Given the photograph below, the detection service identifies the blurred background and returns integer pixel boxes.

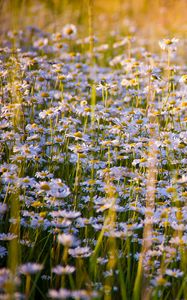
[0,0,187,43]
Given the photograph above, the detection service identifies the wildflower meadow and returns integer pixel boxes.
[0,0,187,299]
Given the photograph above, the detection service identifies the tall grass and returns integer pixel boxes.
[0,1,187,300]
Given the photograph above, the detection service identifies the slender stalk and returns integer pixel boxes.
[88,0,94,66]
[141,92,158,300]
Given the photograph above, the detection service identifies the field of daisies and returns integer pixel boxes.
[0,5,187,300]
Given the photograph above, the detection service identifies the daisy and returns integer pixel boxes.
[62,24,77,39]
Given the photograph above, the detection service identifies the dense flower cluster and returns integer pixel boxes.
[0,26,186,299]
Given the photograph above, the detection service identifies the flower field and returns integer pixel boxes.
[0,1,187,299]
